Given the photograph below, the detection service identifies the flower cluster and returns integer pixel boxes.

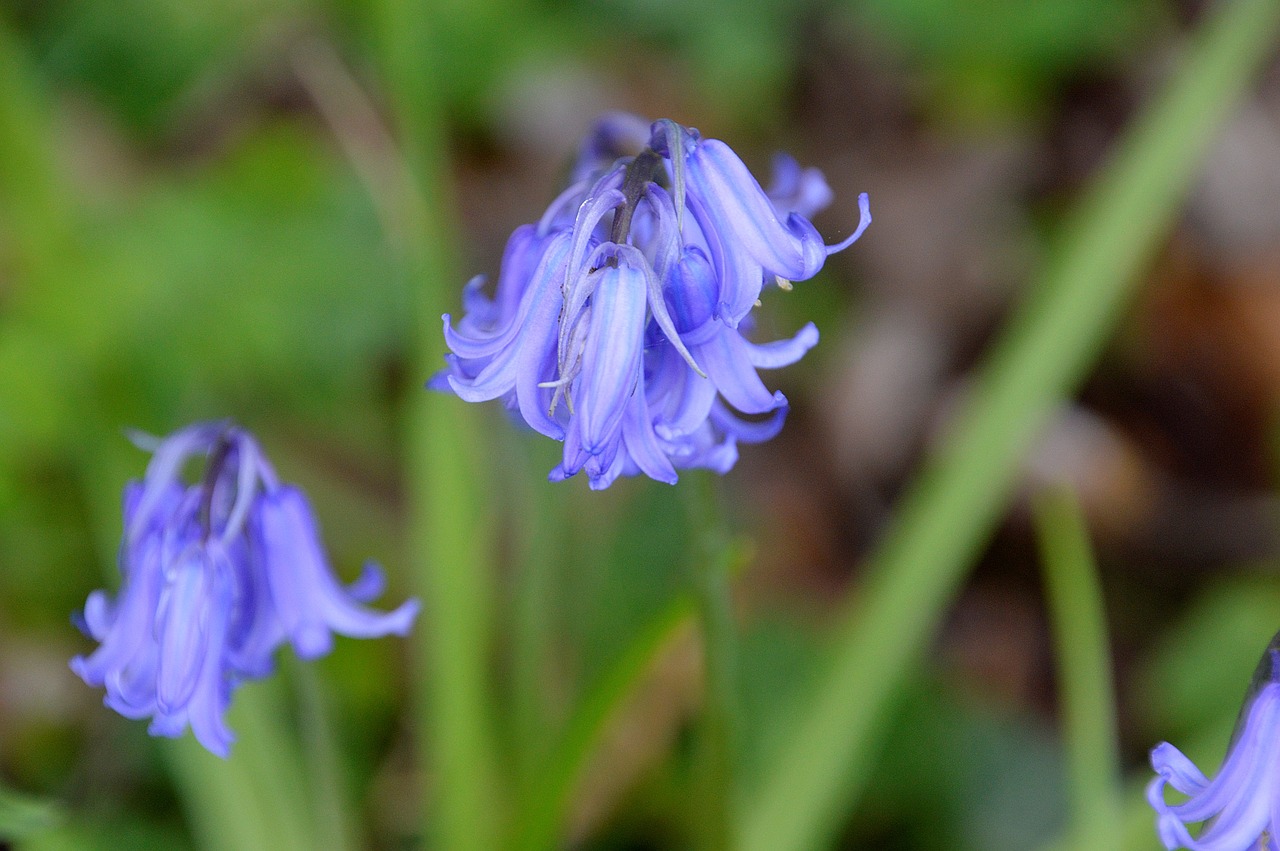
[71,422,419,757]
[1148,633,1280,850]
[433,113,870,489]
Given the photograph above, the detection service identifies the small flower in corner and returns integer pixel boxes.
[71,421,419,757]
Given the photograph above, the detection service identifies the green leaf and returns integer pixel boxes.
[0,785,61,840]
[742,1,1280,848]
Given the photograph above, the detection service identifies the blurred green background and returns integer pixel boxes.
[1,0,1279,848]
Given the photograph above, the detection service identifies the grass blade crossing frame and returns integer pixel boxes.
[743,2,1280,848]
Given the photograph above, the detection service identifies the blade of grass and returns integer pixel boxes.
[287,657,360,851]
[0,13,71,271]
[1033,487,1122,851]
[685,473,740,851]
[510,447,567,801]
[511,594,696,851]
[370,3,502,848]
[510,539,751,850]
[742,2,1280,849]
[0,785,61,840]
[165,681,315,851]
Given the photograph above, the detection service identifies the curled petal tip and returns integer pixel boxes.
[826,192,871,256]
[389,598,422,636]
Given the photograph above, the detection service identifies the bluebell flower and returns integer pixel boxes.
[72,422,419,757]
[1148,634,1280,850]
[435,113,870,488]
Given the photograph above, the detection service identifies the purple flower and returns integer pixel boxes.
[436,114,870,489]
[72,422,419,757]
[1148,636,1280,850]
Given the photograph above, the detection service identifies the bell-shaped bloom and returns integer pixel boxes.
[252,486,418,660]
[72,422,419,757]
[435,113,870,488]
[1148,636,1280,850]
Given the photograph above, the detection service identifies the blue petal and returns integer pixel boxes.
[257,487,421,660]
[685,189,766,328]
[650,349,717,439]
[129,423,220,540]
[621,387,678,485]
[686,138,808,279]
[696,327,787,415]
[71,528,166,687]
[576,246,648,454]
[710,399,788,445]
[444,225,550,359]
[767,153,833,219]
[1147,682,1280,850]
[447,232,573,440]
[741,322,820,369]
[665,246,719,338]
[155,547,216,713]
[1171,688,1279,823]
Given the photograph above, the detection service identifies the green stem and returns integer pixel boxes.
[509,598,695,851]
[370,2,502,848]
[686,472,739,851]
[510,452,565,801]
[1032,487,1122,851]
[0,784,61,840]
[288,657,360,851]
[742,2,1280,849]
[165,680,316,851]
[509,532,751,851]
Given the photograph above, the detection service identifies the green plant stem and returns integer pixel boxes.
[686,473,739,851]
[742,2,1280,849]
[511,451,565,800]
[371,3,502,849]
[0,785,61,840]
[288,657,359,851]
[0,13,71,273]
[1032,487,1122,851]
[165,681,316,851]
[510,534,751,851]
[511,596,694,851]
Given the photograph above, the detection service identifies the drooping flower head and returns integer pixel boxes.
[72,421,419,757]
[433,113,870,489]
[1148,631,1280,850]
